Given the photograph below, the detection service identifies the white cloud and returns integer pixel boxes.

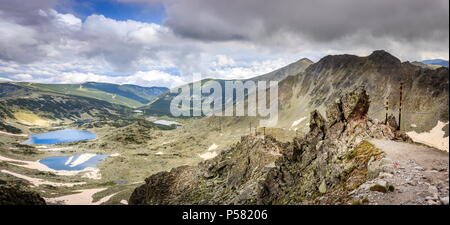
[0,18,40,62]
[207,58,291,80]
[0,1,447,89]
[0,65,187,88]
[13,73,33,80]
[41,9,82,31]
[213,55,236,67]
[0,77,12,82]
[1,8,303,87]
[106,70,187,87]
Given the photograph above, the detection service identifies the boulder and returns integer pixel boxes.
[0,183,46,205]
[440,196,449,205]
[369,180,389,193]
[368,157,395,179]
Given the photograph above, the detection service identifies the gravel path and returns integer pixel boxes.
[350,139,449,205]
[370,139,449,171]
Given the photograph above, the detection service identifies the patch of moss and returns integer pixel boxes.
[361,197,369,204]
[351,200,362,205]
[345,150,357,160]
[342,141,384,192]
[101,181,117,186]
[388,185,395,192]
[369,184,387,193]
[352,197,370,205]
[345,141,384,162]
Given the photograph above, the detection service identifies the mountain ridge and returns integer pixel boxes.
[275,50,448,136]
[0,82,131,125]
[141,57,314,115]
[421,59,449,68]
[10,82,168,108]
[128,87,414,205]
[139,50,448,150]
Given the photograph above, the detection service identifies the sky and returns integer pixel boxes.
[0,0,448,88]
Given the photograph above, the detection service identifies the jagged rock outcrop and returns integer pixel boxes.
[129,87,412,205]
[0,181,46,205]
[386,114,398,130]
[130,135,288,204]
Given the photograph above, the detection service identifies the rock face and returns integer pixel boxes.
[0,182,46,205]
[386,114,398,130]
[276,50,449,137]
[130,135,288,205]
[129,87,411,205]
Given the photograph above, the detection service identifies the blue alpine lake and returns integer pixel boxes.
[23,129,97,145]
[39,154,109,171]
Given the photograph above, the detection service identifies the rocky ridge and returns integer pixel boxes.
[130,87,421,205]
[276,50,449,138]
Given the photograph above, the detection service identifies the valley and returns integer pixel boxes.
[0,113,251,204]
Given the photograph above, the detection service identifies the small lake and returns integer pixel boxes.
[23,129,97,145]
[39,153,109,171]
[153,120,181,126]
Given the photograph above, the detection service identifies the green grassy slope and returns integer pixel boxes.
[0,83,132,121]
[142,58,313,116]
[14,82,168,108]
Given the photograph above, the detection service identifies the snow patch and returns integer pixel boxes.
[120,200,128,205]
[65,156,73,165]
[407,121,449,152]
[199,151,218,160]
[0,155,101,179]
[0,131,28,137]
[68,153,96,167]
[0,170,85,187]
[208,143,218,151]
[45,188,107,205]
[45,147,71,152]
[81,168,102,180]
[94,192,118,205]
[291,117,307,127]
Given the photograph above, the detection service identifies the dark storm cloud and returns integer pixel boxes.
[0,0,72,63]
[0,0,59,25]
[0,0,448,82]
[163,0,449,44]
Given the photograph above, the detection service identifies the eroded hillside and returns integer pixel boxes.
[129,87,446,205]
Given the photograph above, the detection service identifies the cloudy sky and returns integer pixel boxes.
[0,0,448,87]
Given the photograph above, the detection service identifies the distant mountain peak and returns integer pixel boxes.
[249,57,313,82]
[367,50,401,65]
[421,59,449,68]
[296,58,314,64]
[369,49,390,55]
[305,50,406,77]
